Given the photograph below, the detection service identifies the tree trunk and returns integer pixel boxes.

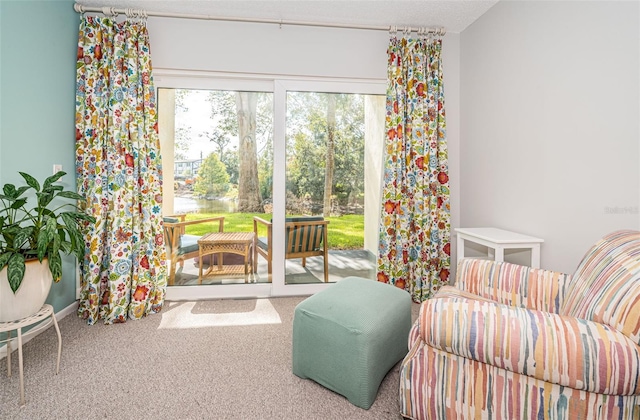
[323,94,336,217]
[236,92,263,212]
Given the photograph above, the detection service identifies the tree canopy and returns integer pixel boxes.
[173,89,367,216]
[193,153,230,198]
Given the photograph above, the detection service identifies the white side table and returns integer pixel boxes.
[455,227,544,268]
[0,304,62,407]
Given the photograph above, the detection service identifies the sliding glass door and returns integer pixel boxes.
[156,73,384,300]
[272,81,385,296]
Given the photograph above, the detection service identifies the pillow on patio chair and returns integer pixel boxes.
[163,214,224,285]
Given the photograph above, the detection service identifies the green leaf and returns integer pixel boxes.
[75,232,86,259]
[41,208,55,218]
[15,186,30,197]
[57,191,83,200]
[71,212,96,223]
[53,229,61,250]
[14,226,34,249]
[43,171,65,190]
[59,241,72,254]
[60,212,75,229]
[0,252,13,270]
[10,198,27,210]
[44,213,58,231]
[48,252,62,282]
[45,215,58,237]
[61,213,84,257]
[7,253,25,293]
[69,226,86,259]
[2,183,16,198]
[19,172,40,191]
[36,229,50,261]
[37,191,54,208]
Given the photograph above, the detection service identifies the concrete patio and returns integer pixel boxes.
[169,249,376,286]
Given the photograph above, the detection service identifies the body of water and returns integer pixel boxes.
[174,196,237,214]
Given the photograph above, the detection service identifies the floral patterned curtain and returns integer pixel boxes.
[377,35,451,303]
[75,16,166,324]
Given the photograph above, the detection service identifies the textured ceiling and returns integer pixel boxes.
[75,0,499,33]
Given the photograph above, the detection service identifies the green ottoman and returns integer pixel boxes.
[292,276,412,409]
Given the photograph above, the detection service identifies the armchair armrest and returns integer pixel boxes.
[164,215,224,229]
[173,216,224,230]
[253,216,272,236]
[253,217,272,250]
[163,215,224,250]
[253,216,272,227]
[455,258,571,313]
[420,297,640,396]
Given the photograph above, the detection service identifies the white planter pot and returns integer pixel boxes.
[0,259,52,322]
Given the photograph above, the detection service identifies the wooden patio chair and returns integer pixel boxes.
[253,216,329,283]
[163,214,225,285]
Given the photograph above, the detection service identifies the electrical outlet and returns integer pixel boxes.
[53,164,63,175]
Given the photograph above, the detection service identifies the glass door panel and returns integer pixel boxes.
[283,91,385,285]
[158,88,273,287]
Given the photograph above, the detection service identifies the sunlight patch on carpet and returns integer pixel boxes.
[158,299,282,329]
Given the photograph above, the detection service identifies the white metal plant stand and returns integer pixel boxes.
[0,304,62,406]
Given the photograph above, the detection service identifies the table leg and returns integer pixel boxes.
[17,327,24,407]
[531,244,541,268]
[51,313,62,374]
[6,330,11,378]
[244,244,249,283]
[494,247,504,263]
[254,237,259,273]
[250,242,256,280]
[198,249,203,285]
[252,240,257,274]
[457,236,465,265]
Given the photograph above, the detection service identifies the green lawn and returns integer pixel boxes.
[182,212,365,250]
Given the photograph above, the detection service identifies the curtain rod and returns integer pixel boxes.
[73,4,446,35]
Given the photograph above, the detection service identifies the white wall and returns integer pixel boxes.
[148,18,389,80]
[460,1,639,274]
[146,16,462,279]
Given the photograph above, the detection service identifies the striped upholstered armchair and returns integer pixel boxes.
[400,230,640,419]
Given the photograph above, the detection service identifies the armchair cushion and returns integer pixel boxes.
[420,297,640,395]
[433,284,497,303]
[256,236,268,252]
[177,235,200,256]
[455,258,572,313]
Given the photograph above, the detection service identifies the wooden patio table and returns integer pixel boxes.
[197,231,256,283]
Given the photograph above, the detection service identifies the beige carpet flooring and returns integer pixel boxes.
[1,296,420,419]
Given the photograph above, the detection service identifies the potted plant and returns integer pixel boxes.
[0,171,94,322]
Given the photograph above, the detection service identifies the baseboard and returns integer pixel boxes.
[0,300,78,360]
